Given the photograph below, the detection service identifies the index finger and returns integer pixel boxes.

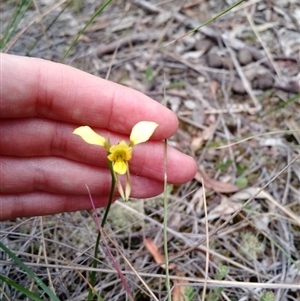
[0,53,178,139]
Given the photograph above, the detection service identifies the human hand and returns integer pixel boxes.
[0,53,197,220]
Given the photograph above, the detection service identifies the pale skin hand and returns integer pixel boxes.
[0,53,197,221]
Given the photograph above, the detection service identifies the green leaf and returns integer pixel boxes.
[0,275,43,301]
[236,164,247,174]
[145,67,154,82]
[0,242,60,301]
[235,177,248,188]
[184,286,195,301]
[0,0,34,50]
[260,291,275,301]
[166,80,186,89]
[216,160,232,172]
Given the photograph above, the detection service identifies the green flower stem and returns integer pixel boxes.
[88,159,116,301]
[102,160,116,226]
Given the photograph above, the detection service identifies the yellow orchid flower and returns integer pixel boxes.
[73,121,158,200]
[107,141,132,175]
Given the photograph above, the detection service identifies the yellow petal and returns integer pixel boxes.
[73,126,106,147]
[113,160,127,175]
[130,121,158,146]
[109,141,132,161]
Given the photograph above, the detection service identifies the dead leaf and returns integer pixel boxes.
[202,124,216,140]
[195,169,239,193]
[144,239,192,300]
[204,195,243,221]
[191,136,204,151]
[191,124,215,151]
[78,34,91,43]
[121,79,145,92]
[184,100,196,110]
[229,187,267,201]
[210,80,219,99]
[144,238,176,269]
[230,188,300,226]
[172,278,190,301]
[186,187,204,215]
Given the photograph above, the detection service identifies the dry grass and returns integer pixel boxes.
[1,0,300,300]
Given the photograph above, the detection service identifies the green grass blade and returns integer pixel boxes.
[189,0,245,34]
[0,242,60,301]
[165,0,245,46]
[61,0,113,62]
[262,232,300,270]
[26,1,72,56]
[0,0,34,50]
[262,93,300,117]
[0,274,43,301]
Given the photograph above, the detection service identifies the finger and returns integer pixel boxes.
[0,193,112,221]
[0,119,197,184]
[0,156,164,196]
[1,53,178,139]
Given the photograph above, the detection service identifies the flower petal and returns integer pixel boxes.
[130,121,158,146]
[73,126,106,147]
[113,160,127,175]
[109,141,132,161]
